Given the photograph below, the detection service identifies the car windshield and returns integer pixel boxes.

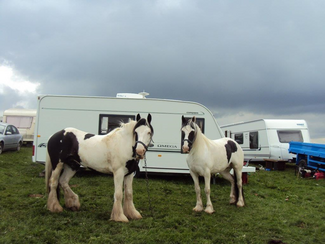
[0,125,5,134]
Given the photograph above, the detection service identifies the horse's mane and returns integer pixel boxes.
[118,120,137,134]
[103,120,136,137]
[191,121,212,150]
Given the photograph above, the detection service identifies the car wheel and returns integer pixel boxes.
[0,143,3,155]
[297,159,307,177]
[17,142,22,152]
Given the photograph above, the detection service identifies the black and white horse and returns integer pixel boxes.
[181,116,245,213]
[45,114,153,222]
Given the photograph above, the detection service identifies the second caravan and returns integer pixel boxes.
[221,119,310,163]
[33,94,225,174]
[3,108,37,143]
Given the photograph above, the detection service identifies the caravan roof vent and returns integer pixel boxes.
[116,92,149,99]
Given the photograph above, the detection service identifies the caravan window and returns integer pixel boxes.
[183,117,205,133]
[250,131,259,149]
[277,130,303,143]
[99,115,135,135]
[6,116,33,129]
[234,134,243,144]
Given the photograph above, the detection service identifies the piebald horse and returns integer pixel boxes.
[181,116,244,213]
[45,114,153,222]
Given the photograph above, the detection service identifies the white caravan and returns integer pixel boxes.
[3,108,37,143]
[32,94,225,174]
[221,119,310,162]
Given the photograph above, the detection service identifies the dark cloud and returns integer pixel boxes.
[1,0,325,141]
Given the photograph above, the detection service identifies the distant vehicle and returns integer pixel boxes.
[0,122,23,154]
[221,119,310,163]
[289,141,325,174]
[2,108,37,144]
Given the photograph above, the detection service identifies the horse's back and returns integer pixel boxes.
[215,137,244,168]
[212,137,243,154]
[203,137,244,172]
[47,128,92,169]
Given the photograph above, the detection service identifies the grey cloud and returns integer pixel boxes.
[1,0,325,141]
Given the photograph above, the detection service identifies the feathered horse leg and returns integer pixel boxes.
[220,170,237,205]
[46,160,64,212]
[59,164,80,211]
[190,170,204,212]
[123,173,142,220]
[203,172,215,214]
[111,169,129,222]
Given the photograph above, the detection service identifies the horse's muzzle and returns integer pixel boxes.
[182,145,190,154]
[135,143,147,159]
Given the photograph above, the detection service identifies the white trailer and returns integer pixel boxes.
[3,108,37,143]
[32,94,225,174]
[221,119,310,163]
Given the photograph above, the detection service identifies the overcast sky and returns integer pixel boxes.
[0,0,324,142]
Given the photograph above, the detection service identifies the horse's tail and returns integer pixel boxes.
[45,150,52,194]
[233,170,245,205]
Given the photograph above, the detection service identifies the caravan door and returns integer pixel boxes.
[233,132,250,150]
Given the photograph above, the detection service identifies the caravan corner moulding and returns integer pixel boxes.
[32,95,224,175]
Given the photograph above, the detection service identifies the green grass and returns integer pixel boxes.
[1,147,325,243]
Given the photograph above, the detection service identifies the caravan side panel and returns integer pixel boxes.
[221,119,310,162]
[33,95,224,174]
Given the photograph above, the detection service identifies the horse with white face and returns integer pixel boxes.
[181,116,245,213]
[45,114,153,222]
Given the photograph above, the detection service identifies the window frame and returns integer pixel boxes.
[234,133,244,144]
[277,130,303,143]
[98,114,136,135]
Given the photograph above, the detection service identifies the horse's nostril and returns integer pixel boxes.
[136,147,146,155]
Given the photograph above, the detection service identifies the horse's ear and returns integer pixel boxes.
[182,116,187,126]
[136,114,141,121]
[147,114,152,124]
[192,116,196,123]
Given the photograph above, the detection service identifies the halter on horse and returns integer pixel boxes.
[45,114,153,222]
[181,116,245,213]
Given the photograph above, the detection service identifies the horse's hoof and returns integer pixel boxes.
[193,206,203,212]
[69,206,80,211]
[229,197,237,205]
[110,214,129,222]
[48,204,63,213]
[236,201,245,207]
[204,209,215,214]
[126,211,142,220]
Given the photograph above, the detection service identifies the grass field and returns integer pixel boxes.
[1,147,325,244]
